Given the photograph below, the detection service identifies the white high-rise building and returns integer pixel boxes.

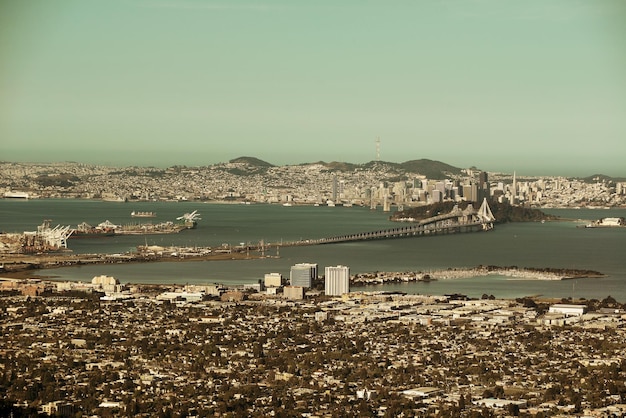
[290,263,318,288]
[325,265,350,296]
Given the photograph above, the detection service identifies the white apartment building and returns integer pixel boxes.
[325,265,350,296]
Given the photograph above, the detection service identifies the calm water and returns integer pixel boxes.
[2,199,625,302]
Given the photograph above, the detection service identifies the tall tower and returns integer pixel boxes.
[325,265,350,296]
[479,171,488,186]
[479,171,489,201]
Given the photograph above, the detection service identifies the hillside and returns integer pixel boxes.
[397,159,463,179]
[229,156,274,167]
[227,157,464,180]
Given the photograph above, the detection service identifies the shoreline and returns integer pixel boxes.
[351,265,605,286]
[0,250,268,280]
[1,252,604,286]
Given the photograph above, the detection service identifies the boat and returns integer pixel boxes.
[585,217,625,228]
[3,191,29,199]
[115,221,187,235]
[116,211,201,235]
[131,211,156,218]
[101,193,126,202]
[70,222,116,239]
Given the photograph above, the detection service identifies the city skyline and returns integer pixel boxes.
[1,0,626,177]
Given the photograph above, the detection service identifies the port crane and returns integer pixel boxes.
[176,210,201,223]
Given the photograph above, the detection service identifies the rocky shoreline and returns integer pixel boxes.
[352,265,605,286]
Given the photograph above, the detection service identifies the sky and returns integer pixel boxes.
[1,0,625,177]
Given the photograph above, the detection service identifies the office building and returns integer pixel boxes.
[478,171,490,201]
[264,273,283,288]
[290,263,317,288]
[325,265,350,296]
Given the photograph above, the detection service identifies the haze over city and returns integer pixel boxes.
[1,0,625,176]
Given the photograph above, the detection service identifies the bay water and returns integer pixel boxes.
[1,199,625,302]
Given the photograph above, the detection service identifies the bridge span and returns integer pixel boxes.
[280,198,496,247]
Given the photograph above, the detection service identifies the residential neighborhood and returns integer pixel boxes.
[1,280,626,417]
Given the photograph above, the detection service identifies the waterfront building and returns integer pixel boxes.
[325,265,350,296]
[290,263,318,288]
[264,273,283,288]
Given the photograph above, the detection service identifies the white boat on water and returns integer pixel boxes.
[131,211,156,217]
[3,191,29,199]
[585,217,625,228]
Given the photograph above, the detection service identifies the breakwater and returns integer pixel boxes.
[352,265,605,286]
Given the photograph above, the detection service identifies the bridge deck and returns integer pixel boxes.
[258,200,496,248]
[297,220,491,246]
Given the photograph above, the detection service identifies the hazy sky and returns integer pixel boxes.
[1,0,625,176]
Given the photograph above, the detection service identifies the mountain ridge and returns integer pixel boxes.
[226,157,463,180]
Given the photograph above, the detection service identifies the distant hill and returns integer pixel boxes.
[397,159,463,179]
[303,159,463,180]
[229,156,274,167]
[225,156,274,176]
[579,174,626,183]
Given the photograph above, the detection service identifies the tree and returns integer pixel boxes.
[507,402,520,416]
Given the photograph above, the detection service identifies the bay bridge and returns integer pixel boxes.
[279,198,496,247]
[133,200,496,259]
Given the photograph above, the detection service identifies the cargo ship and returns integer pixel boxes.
[115,221,187,235]
[3,191,30,199]
[131,211,156,218]
[69,222,116,238]
[68,211,201,238]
